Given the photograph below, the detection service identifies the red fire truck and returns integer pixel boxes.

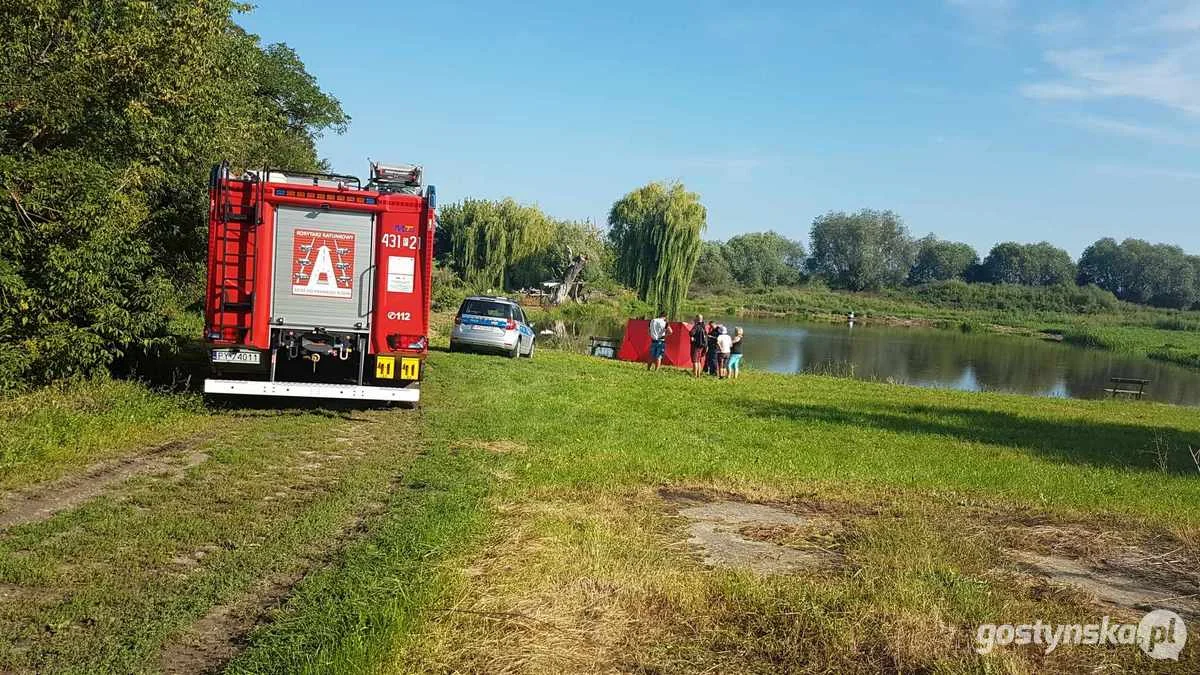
[203,161,435,404]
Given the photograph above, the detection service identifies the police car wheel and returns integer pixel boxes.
[507,341,520,358]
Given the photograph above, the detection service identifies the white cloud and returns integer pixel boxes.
[1033,14,1086,37]
[1072,115,1200,147]
[1017,5,1200,117]
[1019,81,1095,101]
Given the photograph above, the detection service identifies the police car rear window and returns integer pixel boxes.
[460,300,512,319]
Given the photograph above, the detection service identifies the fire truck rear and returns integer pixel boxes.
[203,161,434,404]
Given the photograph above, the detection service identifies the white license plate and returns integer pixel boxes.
[471,325,501,332]
[212,349,261,364]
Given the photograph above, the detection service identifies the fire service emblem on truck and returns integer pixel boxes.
[292,229,354,299]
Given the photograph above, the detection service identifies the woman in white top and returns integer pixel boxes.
[715,326,733,379]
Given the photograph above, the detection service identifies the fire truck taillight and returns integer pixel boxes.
[385,334,427,351]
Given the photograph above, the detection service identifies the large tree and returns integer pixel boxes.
[690,241,735,291]
[608,181,706,317]
[1078,238,1197,308]
[908,236,978,284]
[0,0,347,388]
[806,210,915,291]
[436,198,557,290]
[723,231,806,287]
[978,242,1075,286]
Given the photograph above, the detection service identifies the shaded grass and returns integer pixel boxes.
[0,379,207,489]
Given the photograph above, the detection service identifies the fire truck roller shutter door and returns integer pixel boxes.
[272,205,375,331]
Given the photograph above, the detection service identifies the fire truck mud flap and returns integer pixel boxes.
[203,379,418,402]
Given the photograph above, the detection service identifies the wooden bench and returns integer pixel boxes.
[1104,377,1150,400]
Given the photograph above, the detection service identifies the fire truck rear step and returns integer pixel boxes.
[204,379,419,401]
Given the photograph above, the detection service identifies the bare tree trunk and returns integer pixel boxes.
[549,254,587,306]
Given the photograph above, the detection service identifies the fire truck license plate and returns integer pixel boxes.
[211,349,261,365]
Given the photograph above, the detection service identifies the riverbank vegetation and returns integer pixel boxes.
[1,1,348,392]
[4,347,1197,671]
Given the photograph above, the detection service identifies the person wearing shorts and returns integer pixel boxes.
[728,326,744,379]
[647,311,670,371]
[689,315,706,378]
[715,325,733,379]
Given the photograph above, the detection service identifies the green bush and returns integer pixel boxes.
[1,1,347,390]
[431,265,469,313]
[1153,317,1200,332]
[899,280,1119,314]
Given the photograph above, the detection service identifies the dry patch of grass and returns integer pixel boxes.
[452,439,529,455]
[397,485,1198,674]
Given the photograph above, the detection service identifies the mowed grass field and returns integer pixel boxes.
[1,346,1199,672]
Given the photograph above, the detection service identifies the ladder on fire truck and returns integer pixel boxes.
[209,162,264,342]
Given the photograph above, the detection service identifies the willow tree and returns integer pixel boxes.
[437,198,557,289]
[608,182,706,318]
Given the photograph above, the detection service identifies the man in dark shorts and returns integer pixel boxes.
[689,314,706,378]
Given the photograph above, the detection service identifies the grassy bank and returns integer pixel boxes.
[2,348,1199,671]
[390,348,1199,672]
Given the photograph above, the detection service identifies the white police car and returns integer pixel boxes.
[449,296,535,358]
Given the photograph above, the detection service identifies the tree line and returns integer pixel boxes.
[1,1,347,389]
[694,210,1200,311]
[442,194,1200,316]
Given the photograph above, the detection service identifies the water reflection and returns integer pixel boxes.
[562,317,1200,406]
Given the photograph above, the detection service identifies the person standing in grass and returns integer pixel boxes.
[716,325,733,379]
[728,326,744,379]
[647,310,671,371]
[689,315,707,378]
[705,321,720,376]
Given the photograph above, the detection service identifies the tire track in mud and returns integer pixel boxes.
[0,434,213,530]
[159,405,423,673]
[158,489,401,674]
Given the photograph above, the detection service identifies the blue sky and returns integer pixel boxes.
[238,0,1200,258]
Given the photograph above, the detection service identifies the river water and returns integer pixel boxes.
[562,316,1200,406]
